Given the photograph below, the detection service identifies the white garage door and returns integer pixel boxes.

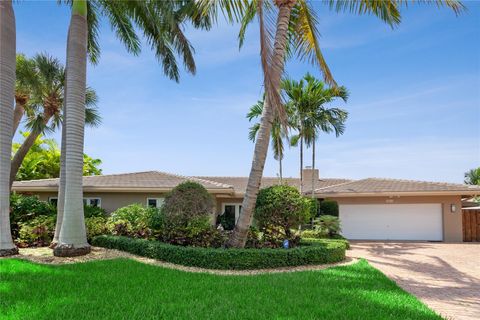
[339,203,443,241]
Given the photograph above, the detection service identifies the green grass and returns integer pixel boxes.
[0,258,441,320]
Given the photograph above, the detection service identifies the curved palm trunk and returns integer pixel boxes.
[0,0,18,256]
[228,0,296,248]
[12,99,26,135]
[9,115,53,188]
[53,2,90,257]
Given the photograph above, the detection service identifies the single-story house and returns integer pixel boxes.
[12,168,480,242]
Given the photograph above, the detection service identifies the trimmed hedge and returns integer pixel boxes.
[92,235,346,270]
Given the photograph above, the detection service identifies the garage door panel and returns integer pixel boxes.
[339,204,443,241]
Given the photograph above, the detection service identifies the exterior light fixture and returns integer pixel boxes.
[450,204,457,213]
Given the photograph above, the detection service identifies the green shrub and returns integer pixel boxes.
[313,215,341,237]
[254,185,312,247]
[92,235,346,270]
[84,205,107,218]
[18,215,55,247]
[162,181,214,220]
[85,216,108,241]
[301,229,328,239]
[148,208,166,231]
[319,200,339,217]
[10,194,56,239]
[307,198,319,217]
[107,204,157,238]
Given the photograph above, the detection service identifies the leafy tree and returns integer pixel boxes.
[255,185,311,247]
[162,181,215,220]
[201,0,464,248]
[13,133,102,181]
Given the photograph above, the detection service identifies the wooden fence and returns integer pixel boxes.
[462,209,480,242]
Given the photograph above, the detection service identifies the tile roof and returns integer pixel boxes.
[315,178,480,195]
[195,176,350,194]
[12,171,233,191]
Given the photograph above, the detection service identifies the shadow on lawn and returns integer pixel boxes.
[0,258,442,320]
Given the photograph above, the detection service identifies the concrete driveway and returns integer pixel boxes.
[348,242,480,320]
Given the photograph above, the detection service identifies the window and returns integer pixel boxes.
[147,198,164,208]
[84,198,101,208]
[220,203,242,230]
[49,197,58,207]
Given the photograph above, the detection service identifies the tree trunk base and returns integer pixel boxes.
[49,241,58,249]
[53,244,91,257]
[0,247,19,257]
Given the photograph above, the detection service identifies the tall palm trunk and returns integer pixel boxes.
[53,1,90,257]
[311,135,315,198]
[228,0,296,248]
[300,134,303,193]
[0,0,18,256]
[9,115,53,188]
[52,77,68,247]
[276,135,283,183]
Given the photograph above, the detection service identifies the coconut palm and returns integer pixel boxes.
[283,74,348,197]
[199,0,464,247]
[0,0,18,256]
[247,98,292,182]
[53,0,212,255]
[10,53,101,189]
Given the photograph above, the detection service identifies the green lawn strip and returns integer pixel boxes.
[0,258,441,320]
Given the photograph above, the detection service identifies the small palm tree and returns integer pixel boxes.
[247,98,292,182]
[10,53,101,189]
[465,168,480,185]
[284,74,348,197]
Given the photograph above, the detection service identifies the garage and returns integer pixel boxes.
[339,203,443,241]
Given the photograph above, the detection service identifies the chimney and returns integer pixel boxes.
[302,166,319,194]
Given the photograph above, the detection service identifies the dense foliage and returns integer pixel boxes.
[254,185,312,247]
[162,181,214,219]
[92,235,346,270]
[18,215,56,247]
[319,200,339,217]
[302,215,342,239]
[14,134,102,181]
[106,204,157,238]
[10,193,56,240]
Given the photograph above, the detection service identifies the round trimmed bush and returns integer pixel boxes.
[255,185,312,247]
[162,181,214,219]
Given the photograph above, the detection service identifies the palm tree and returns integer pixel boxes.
[13,54,37,135]
[284,74,348,197]
[247,98,291,182]
[200,0,464,247]
[10,54,100,189]
[465,168,480,185]
[0,0,18,257]
[53,0,212,255]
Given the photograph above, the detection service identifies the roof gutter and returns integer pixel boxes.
[316,191,480,197]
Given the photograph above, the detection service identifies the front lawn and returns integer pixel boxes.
[0,259,440,320]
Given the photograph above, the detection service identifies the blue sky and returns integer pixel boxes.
[13,1,480,183]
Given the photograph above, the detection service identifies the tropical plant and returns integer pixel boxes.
[106,204,157,238]
[313,215,341,237]
[283,73,348,196]
[465,167,480,185]
[200,0,464,248]
[14,54,37,135]
[53,0,212,255]
[13,134,102,182]
[247,98,293,182]
[0,0,18,256]
[10,53,101,188]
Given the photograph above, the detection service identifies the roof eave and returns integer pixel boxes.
[12,186,234,194]
[316,190,480,197]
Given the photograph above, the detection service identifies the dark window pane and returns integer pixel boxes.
[49,198,58,207]
[148,199,157,208]
[90,199,100,207]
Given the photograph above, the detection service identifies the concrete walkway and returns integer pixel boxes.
[348,242,480,320]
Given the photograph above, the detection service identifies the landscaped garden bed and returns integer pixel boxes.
[92,235,346,270]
